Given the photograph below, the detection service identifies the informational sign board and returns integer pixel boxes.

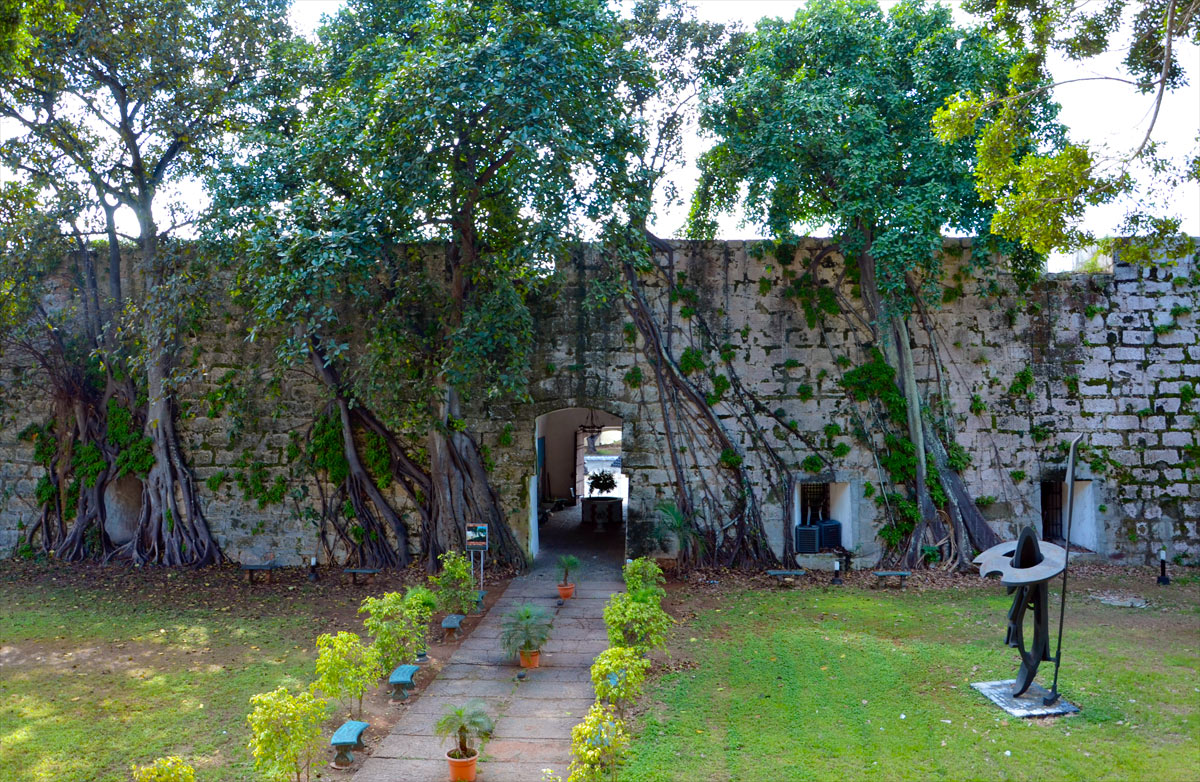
[465,522,489,551]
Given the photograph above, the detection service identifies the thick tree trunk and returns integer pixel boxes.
[334,396,410,568]
[922,415,1002,557]
[308,345,421,568]
[426,388,526,571]
[56,399,115,561]
[122,350,221,566]
[894,318,938,568]
[112,218,221,566]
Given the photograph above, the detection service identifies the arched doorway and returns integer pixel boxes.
[530,407,626,564]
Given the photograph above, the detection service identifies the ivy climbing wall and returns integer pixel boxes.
[1,239,1196,566]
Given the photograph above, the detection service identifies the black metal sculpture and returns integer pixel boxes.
[975,527,1065,696]
[974,435,1083,702]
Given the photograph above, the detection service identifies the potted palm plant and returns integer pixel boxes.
[435,699,494,782]
[501,603,553,668]
[556,554,580,599]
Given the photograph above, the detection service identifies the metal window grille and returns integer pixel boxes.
[1041,481,1063,540]
[800,483,830,526]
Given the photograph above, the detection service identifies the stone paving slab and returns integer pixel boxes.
[477,761,571,781]
[353,757,446,782]
[537,652,603,668]
[502,697,595,718]
[437,663,520,680]
[513,680,595,700]
[542,638,608,654]
[423,677,516,698]
[491,715,581,740]
[385,711,442,736]
[511,667,591,683]
[374,733,449,759]
[403,694,509,715]
[482,738,571,763]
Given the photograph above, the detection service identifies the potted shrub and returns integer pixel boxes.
[435,699,494,782]
[501,603,553,668]
[556,554,580,599]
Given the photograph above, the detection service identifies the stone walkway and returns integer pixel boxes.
[354,517,623,781]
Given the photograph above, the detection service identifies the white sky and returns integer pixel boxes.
[287,0,1200,270]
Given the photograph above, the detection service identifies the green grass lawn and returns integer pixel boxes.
[0,562,373,781]
[625,576,1200,781]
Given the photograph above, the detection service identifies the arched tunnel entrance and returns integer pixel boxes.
[529,407,627,567]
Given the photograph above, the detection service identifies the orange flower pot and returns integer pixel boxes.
[518,649,541,668]
[557,583,576,599]
[446,749,478,781]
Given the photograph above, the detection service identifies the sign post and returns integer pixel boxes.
[465,523,488,591]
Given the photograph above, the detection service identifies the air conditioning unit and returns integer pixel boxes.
[795,525,820,554]
[818,519,842,550]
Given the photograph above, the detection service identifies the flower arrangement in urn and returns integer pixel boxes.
[587,470,617,496]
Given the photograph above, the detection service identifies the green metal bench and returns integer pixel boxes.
[474,590,487,613]
[343,567,381,585]
[388,663,419,701]
[766,569,806,582]
[873,570,911,588]
[330,719,369,767]
[441,613,465,641]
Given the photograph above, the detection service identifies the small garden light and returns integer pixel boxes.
[1157,548,1170,586]
[307,556,319,582]
[832,559,843,585]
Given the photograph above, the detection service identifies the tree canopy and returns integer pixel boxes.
[936,0,1200,257]
[689,0,1043,316]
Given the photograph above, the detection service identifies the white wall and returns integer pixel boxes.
[1065,480,1099,553]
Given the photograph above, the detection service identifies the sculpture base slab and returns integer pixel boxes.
[971,680,1080,718]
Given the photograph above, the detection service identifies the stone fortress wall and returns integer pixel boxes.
[1,239,1196,566]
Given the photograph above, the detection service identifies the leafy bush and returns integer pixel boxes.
[312,631,382,718]
[360,586,436,669]
[246,687,328,782]
[567,702,629,782]
[431,550,476,615]
[590,646,650,717]
[603,590,672,654]
[622,557,664,598]
[131,757,196,782]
